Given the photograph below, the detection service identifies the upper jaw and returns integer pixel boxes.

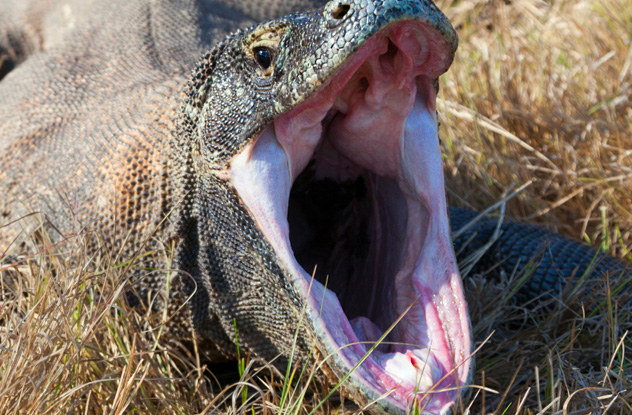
[229,18,470,415]
[273,0,457,114]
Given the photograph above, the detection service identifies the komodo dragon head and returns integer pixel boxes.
[171,0,471,413]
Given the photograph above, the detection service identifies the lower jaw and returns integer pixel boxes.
[228,97,472,414]
[228,115,471,413]
[228,21,471,412]
[284,129,471,413]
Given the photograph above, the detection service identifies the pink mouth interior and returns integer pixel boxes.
[230,21,471,414]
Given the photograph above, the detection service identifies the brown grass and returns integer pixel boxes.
[1,0,631,413]
[440,0,632,257]
[440,0,632,412]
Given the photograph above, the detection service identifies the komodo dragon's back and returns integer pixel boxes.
[0,0,332,369]
[0,0,316,247]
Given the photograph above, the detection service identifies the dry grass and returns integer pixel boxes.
[439,0,632,412]
[0,225,329,414]
[1,0,631,413]
[440,0,632,257]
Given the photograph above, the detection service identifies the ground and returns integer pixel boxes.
[1,0,631,413]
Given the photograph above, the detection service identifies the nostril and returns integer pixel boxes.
[330,3,350,20]
[325,1,353,28]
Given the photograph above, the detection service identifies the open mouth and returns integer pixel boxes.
[230,20,472,414]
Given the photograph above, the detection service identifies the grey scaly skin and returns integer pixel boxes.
[0,0,629,413]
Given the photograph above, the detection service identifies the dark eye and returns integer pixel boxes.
[254,47,272,70]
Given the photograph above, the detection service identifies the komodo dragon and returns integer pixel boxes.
[0,0,629,413]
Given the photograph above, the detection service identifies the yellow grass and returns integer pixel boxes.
[440,0,632,257]
[1,0,631,413]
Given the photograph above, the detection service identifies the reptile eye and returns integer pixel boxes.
[254,47,272,70]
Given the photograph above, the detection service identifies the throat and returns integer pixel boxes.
[288,164,408,329]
